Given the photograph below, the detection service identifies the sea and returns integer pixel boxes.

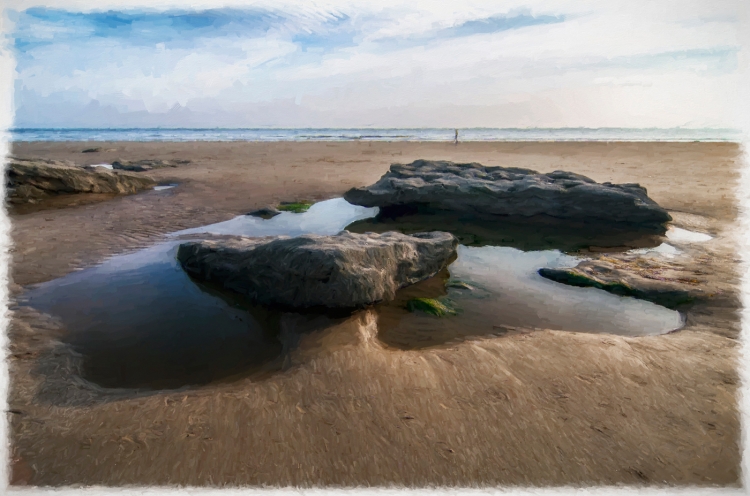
[6,127,743,142]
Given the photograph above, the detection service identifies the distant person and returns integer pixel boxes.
[454,129,458,144]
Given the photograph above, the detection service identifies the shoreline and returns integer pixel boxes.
[7,139,743,144]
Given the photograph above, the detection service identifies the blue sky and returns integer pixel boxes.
[4,0,747,128]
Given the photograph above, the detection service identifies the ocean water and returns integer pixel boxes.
[8,127,742,142]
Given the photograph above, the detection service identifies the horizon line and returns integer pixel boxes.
[8,127,742,132]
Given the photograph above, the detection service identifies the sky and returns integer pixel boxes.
[1,0,748,129]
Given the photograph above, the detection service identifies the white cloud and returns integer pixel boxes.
[5,0,748,128]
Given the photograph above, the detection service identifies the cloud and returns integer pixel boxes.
[436,12,565,38]
[11,7,351,51]
[6,1,746,128]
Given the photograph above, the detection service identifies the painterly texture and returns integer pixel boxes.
[7,157,156,203]
[178,231,458,308]
[345,160,672,232]
[6,141,742,487]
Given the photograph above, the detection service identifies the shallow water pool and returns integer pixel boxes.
[21,198,684,390]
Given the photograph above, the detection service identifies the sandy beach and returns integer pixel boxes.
[6,141,743,486]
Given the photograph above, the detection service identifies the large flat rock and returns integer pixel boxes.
[7,157,156,203]
[344,160,671,232]
[177,231,458,309]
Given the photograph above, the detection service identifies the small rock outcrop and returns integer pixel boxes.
[177,231,458,309]
[539,260,697,309]
[246,207,281,219]
[7,157,156,203]
[112,159,191,172]
[344,160,671,232]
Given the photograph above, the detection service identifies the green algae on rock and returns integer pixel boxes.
[406,297,457,317]
[277,201,315,213]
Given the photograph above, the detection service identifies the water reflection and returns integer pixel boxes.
[346,211,664,252]
[21,198,683,390]
[376,246,684,349]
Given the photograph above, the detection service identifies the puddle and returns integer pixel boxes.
[376,245,683,349]
[154,184,177,191]
[172,198,378,238]
[90,163,113,170]
[20,199,376,390]
[20,198,683,391]
[666,227,713,243]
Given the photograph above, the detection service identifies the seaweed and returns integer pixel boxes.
[277,201,314,213]
[406,297,457,317]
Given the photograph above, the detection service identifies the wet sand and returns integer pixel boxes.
[6,141,744,486]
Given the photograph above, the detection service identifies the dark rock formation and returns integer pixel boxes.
[177,231,458,309]
[246,207,281,219]
[112,159,191,172]
[344,160,671,233]
[6,157,156,203]
[539,260,697,309]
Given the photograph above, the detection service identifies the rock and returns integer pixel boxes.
[406,297,457,317]
[277,201,314,213]
[6,157,156,203]
[344,160,671,233]
[81,147,101,153]
[9,184,49,203]
[538,260,697,309]
[112,159,190,172]
[177,231,458,309]
[246,207,281,219]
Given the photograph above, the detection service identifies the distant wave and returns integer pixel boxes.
[7,127,742,142]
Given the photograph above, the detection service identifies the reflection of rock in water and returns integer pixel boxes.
[346,210,664,252]
[344,160,672,252]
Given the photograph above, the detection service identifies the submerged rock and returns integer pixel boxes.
[406,297,457,317]
[538,260,697,309]
[112,159,191,172]
[245,207,281,219]
[177,231,458,309]
[277,201,314,213]
[344,160,671,233]
[6,157,156,203]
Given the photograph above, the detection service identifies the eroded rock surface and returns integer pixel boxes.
[539,260,700,309]
[246,207,281,219]
[345,160,671,232]
[178,231,458,309]
[112,159,190,172]
[7,157,156,203]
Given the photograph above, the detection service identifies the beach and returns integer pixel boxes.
[7,141,743,486]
